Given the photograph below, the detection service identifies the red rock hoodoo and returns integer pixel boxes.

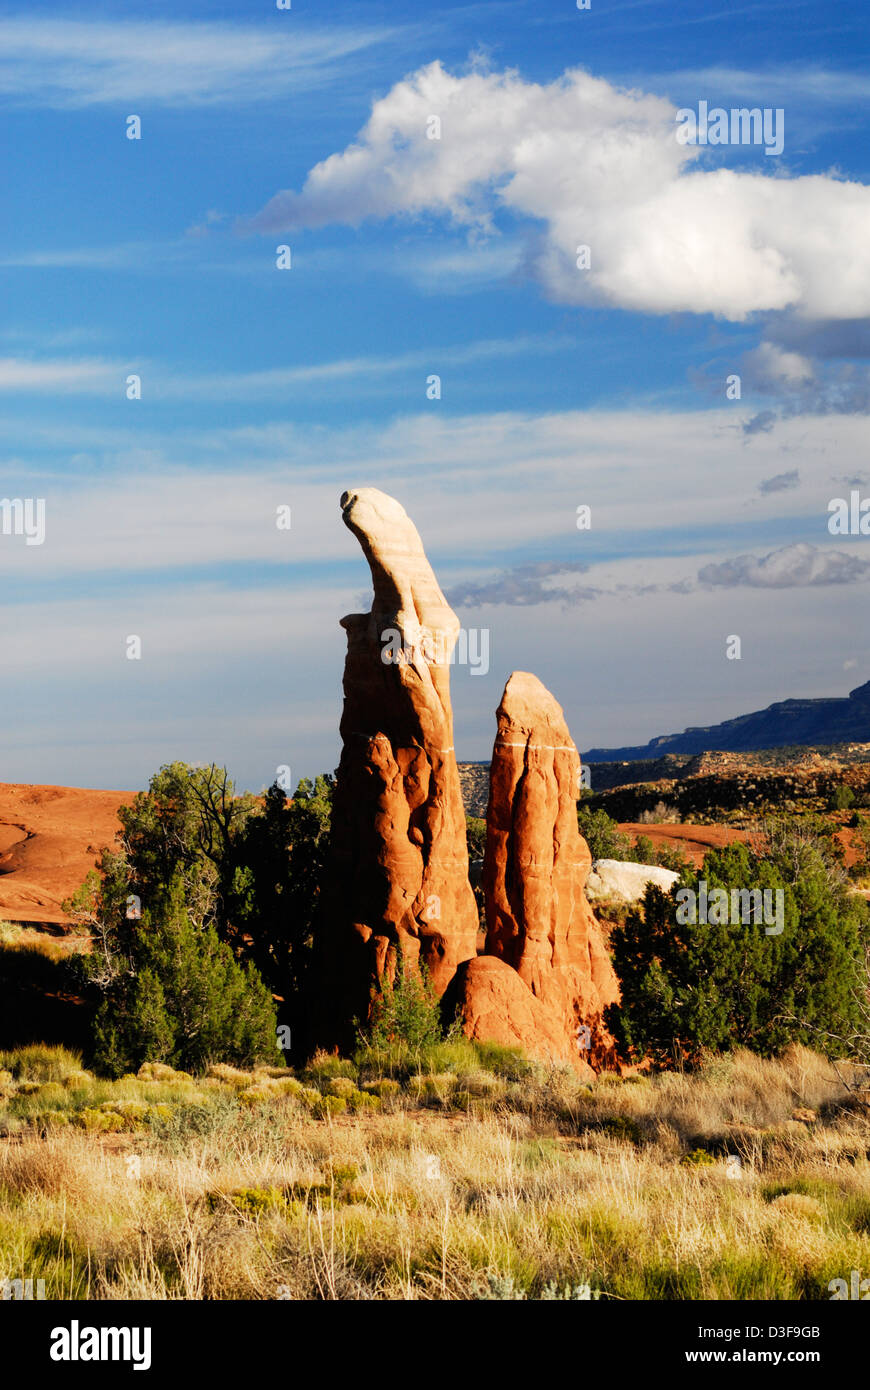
[457,672,619,1072]
[319,488,479,1049]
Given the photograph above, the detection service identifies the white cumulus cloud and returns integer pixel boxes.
[698,541,870,588]
[250,61,870,323]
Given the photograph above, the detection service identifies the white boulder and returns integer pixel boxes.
[586,858,679,903]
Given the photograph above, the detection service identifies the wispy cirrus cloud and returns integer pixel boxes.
[3,408,868,593]
[0,335,571,399]
[0,17,395,108]
[0,356,121,393]
[652,63,870,107]
[165,334,573,398]
[0,241,185,270]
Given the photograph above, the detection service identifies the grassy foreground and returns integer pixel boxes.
[1,1042,869,1300]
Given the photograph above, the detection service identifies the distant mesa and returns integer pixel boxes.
[583,681,870,762]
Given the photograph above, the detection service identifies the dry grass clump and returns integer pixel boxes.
[0,1042,868,1299]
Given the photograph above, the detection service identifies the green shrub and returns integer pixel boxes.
[471,1042,535,1080]
[0,1045,84,1084]
[361,1078,401,1099]
[681,1148,716,1168]
[75,1107,126,1133]
[302,1054,358,1085]
[653,844,694,876]
[91,874,280,1077]
[312,1095,346,1119]
[830,785,856,812]
[272,1076,304,1098]
[208,1186,287,1217]
[607,835,868,1066]
[362,954,452,1054]
[325,1076,357,1098]
[577,807,632,861]
[329,1163,359,1188]
[65,762,336,1071]
[465,816,487,860]
[347,1089,381,1112]
[599,1115,643,1145]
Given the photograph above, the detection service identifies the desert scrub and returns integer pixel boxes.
[1,1044,869,1300]
[302,1053,358,1086]
[539,1280,602,1300]
[312,1095,347,1119]
[680,1148,717,1168]
[598,1115,644,1145]
[769,1192,825,1222]
[206,1063,254,1088]
[472,1043,539,1081]
[207,1185,289,1217]
[14,1081,69,1111]
[355,1036,495,1085]
[360,1078,401,1101]
[137,1062,193,1083]
[285,1163,369,1207]
[760,1179,870,1234]
[74,1107,127,1134]
[139,1090,242,1152]
[211,1164,367,1218]
[325,1077,357,1098]
[272,1077,304,1098]
[65,1099,154,1132]
[347,1090,381,1113]
[0,1045,86,1085]
[408,1073,458,1105]
[239,1085,279,1106]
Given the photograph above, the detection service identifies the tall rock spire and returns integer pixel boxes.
[458,671,619,1070]
[319,489,479,1049]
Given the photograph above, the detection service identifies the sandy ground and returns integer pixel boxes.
[618,822,751,868]
[0,784,131,925]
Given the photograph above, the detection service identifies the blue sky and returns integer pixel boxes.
[1,0,869,791]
